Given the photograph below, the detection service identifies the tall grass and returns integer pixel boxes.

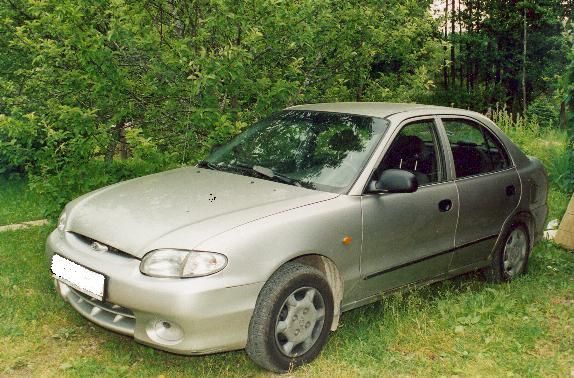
[492,109,573,194]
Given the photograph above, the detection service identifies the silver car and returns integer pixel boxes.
[46,103,548,372]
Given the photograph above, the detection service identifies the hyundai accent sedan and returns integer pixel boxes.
[47,102,548,372]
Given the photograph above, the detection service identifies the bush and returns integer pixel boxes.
[525,95,561,128]
[0,0,445,217]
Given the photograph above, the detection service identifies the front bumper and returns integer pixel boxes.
[46,230,264,355]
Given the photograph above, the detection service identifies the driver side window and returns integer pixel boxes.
[376,120,444,186]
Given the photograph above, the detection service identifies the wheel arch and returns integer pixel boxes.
[490,211,534,261]
[272,254,344,331]
[508,211,535,249]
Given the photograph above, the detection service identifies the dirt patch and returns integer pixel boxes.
[0,219,49,232]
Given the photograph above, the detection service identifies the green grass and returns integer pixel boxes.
[0,176,48,225]
[0,181,573,376]
[0,221,573,376]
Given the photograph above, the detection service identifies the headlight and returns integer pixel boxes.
[140,249,227,278]
[57,211,67,232]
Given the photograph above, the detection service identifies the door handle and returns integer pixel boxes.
[438,199,452,212]
[506,185,516,196]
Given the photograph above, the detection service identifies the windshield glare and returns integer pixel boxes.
[206,110,388,193]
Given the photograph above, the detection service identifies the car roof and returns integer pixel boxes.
[287,102,471,119]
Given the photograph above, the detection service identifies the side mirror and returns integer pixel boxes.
[368,169,418,194]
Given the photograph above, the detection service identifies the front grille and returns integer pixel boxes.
[66,287,135,336]
[71,233,134,259]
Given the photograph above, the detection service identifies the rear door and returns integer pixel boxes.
[439,117,520,270]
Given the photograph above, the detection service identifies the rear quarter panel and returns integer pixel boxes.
[516,156,549,243]
[464,115,548,245]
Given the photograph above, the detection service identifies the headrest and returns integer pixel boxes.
[392,135,423,155]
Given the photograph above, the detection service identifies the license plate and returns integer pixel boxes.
[51,254,105,301]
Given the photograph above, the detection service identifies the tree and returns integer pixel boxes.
[0,0,442,213]
[435,0,573,114]
[561,22,574,192]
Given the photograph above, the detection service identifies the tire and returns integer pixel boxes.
[484,224,530,283]
[246,262,334,373]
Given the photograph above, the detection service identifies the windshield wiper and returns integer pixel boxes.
[228,161,306,187]
[197,160,227,171]
[252,165,299,186]
[200,160,313,188]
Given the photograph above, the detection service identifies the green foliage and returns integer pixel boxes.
[561,21,574,195]
[493,109,573,192]
[0,0,442,215]
[525,94,561,127]
[0,114,38,174]
[0,0,571,213]
[433,0,573,114]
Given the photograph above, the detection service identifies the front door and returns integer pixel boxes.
[361,118,458,294]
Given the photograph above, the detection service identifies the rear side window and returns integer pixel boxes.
[443,119,510,178]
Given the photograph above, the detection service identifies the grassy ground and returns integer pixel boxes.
[0,176,48,225]
[0,178,573,377]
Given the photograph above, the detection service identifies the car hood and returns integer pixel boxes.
[66,167,338,257]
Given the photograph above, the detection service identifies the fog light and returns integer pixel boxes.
[146,319,184,344]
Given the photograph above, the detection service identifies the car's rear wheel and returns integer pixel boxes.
[484,224,530,283]
[246,262,334,373]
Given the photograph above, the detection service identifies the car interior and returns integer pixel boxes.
[444,119,510,178]
[377,122,441,186]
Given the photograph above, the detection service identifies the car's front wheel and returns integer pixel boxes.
[246,262,334,373]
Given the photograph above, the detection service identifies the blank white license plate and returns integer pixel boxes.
[51,254,105,301]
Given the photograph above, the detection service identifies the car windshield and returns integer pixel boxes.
[205,110,388,193]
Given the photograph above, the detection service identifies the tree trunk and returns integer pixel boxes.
[522,5,528,115]
[473,0,481,93]
[467,0,474,93]
[450,0,456,86]
[119,125,128,160]
[511,88,520,118]
[443,0,449,90]
[458,0,463,88]
[105,121,128,163]
[105,137,116,164]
